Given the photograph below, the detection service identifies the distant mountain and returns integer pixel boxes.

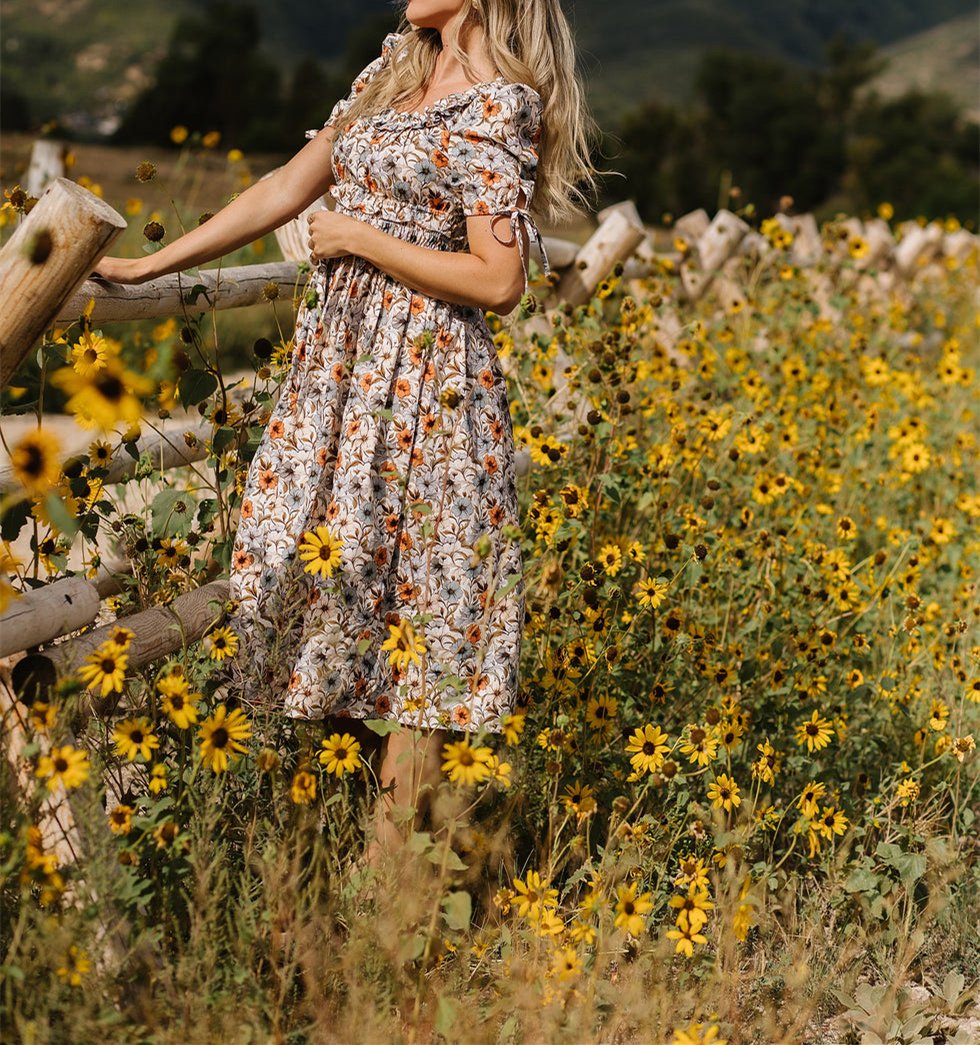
[862,12,980,123]
[1,0,976,135]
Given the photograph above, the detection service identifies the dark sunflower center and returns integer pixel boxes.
[212,727,229,748]
[95,373,125,401]
[54,757,68,772]
[25,446,43,476]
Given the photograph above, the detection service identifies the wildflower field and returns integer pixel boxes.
[1,153,978,1044]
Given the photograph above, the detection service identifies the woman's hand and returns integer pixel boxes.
[89,256,154,284]
[307,209,359,263]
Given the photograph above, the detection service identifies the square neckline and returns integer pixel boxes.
[386,75,509,118]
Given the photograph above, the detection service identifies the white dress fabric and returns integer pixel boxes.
[220,31,550,733]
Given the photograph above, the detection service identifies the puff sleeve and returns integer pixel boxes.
[305,31,402,140]
[455,82,551,284]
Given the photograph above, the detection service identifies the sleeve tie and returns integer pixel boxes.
[492,206,552,287]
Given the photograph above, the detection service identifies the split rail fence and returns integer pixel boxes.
[0,139,975,964]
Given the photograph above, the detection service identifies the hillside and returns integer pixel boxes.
[1,0,976,135]
[863,12,980,123]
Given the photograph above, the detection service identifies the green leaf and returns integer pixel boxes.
[495,572,521,600]
[178,368,217,408]
[844,868,879,893]
[151,488,195,537]
[364,718,402,737]
[43,491,79,537]
[441,890,472,931]
[211,425,237,454]
[1,495,31,541]
[435,996,458,1039]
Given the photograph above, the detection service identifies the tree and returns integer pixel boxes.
[112,1,282,148]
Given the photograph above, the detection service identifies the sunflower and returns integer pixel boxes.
[441,737,493,786]
[797,779,827,819]
[318,732,362,777]
[795,710,834,753]
[672,1021,727,1045]
[69,330,114,376]
[113,717,160,762]
[159,684,200,729]
[707,773,741,813]
[290,769,317,804]
[666,921,708,957]
[56,944,92,987]
[816,805,848,838]
[679,725,719,766]
[148,764,168,793]
[10,428,62,495]
[625,724,670,775]
[29,700,57,734]
[501,711,526,745]
[48,354,154,432]
[597,543,623,577]
[298,525,343,578]
[668,885,714,934]
[203,626,239,662]
[613,881,653,936]
[198,704,252,772]
[381,618,427,670]
[512,869,558,920]
[108,804,134,835]
[35,742,90,793]
[76,639,128,697]
[634,576,669,608]
[585,694,618,735]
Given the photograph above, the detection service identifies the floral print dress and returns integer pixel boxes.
[220,31,551,734]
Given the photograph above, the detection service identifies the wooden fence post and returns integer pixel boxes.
[24,139,69,199]
[0,178,127,387]
[11,580,230,711]
[56,261,303,325]
[553,203,647,307]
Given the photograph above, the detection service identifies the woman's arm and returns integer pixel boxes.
[310,186,533,315]
[92,127,342,284]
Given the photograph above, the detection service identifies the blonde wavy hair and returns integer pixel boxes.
[326,1,606,228]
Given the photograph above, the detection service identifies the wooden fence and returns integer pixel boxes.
[0,141,976,945]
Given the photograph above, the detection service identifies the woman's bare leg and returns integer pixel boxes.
[362,726,447,868]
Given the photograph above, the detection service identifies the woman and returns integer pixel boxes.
[94,0,599,867]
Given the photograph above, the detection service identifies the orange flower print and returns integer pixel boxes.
[232,548,254,570]
[223,34,534,734]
